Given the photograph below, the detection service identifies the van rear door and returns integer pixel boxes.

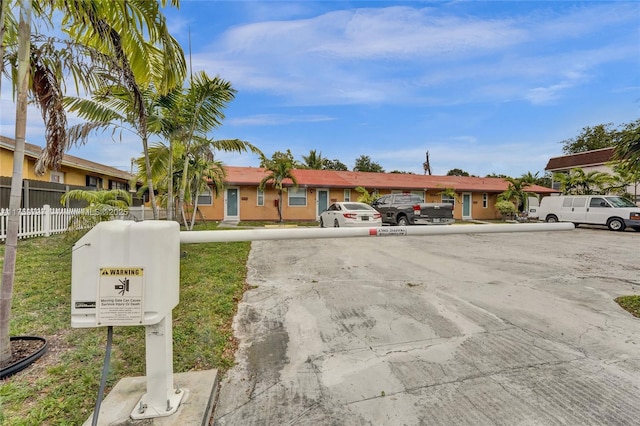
[527,197,540,219]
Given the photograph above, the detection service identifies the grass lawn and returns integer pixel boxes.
[615,295,640,318]
[0,222,250,425]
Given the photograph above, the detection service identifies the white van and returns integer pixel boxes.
[532,195,640,231]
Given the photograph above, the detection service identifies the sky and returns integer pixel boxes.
[1,0,639,177]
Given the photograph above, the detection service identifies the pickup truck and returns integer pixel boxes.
[371,194,455,226]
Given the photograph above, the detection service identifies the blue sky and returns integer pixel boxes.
[1,1,639,177]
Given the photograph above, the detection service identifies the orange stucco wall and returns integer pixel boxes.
[195,186,504,222]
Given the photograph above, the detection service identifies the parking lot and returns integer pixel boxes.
[214,226,640,425]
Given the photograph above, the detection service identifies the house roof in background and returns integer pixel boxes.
[224,166,558,194]
[545,147,615,172]
[0,136,134,181]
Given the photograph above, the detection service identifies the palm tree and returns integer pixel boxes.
[1,0,32,365]
[185,151,226,230]
[60,188,132,230]
[259,153,299,223]
[302,150,325,169]
[167,72,261,226]
[604,164,640,200]
[1,0,184,364]
[498,177,531,212]
[553,168,611,195]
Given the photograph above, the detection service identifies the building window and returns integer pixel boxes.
[411,191,425,202]
[86,175,102,189]
[197,187,213,205]
[109,180,129,191]
[441,193,455,206]
[257,188,264,206]
[482,193,488,208]
[50,171,65,184]
[344,189,351,202]
[288,187,307,206]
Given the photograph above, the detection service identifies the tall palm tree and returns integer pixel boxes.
[1,0,32,365]
[168,72,261,226]
[1,0,184,363]
[259,153,299,223]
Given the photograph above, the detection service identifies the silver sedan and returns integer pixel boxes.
[319,202,382,228]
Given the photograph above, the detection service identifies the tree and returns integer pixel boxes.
[61,1,187,220]
[561,123,617,154]
[322,158,348,171]
[1,0,32,366]
[353,155,384,173]
[495,200,517,220]
[354,186,379,204]
[1,0,185,364]
[60,189,132,231]
[485,173,510,179]
[613,118,640,181]
[389,170,415,174]
[553,168,612,195]
[604,163,640,200]
[164,72,259,227]
[185,149,226,231]
[301,150,325,169]
[259,151,299,222]
[498,177,532,212]
[447,168,470,176]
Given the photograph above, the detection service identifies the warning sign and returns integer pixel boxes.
[97,267,144,326]
[368,227,408,237]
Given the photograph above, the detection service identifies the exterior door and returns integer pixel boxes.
[462,193,472,219]
[317,189,329,219]
[224,187,239,221]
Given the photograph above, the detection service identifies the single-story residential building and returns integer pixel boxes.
[1,135,136,208]
[545,147,639,202]
[197,166,559,222]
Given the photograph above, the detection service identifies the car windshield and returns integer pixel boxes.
[604,197,637,208]
[343,203,374,211]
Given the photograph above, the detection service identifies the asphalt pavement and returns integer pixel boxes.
[213,226,640,425]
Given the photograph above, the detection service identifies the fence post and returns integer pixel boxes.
[43,204,51,237]
[23,179,30,209]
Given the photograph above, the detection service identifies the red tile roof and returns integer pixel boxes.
[545,147,615,171]
[1,136,134,181]
[224,166,558,194]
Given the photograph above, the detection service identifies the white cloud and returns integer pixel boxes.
[192,3,639,108]
[228,114,334,126]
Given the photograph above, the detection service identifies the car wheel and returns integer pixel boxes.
[397,216,409,226]
[334,219,340,228]
[545,215,558,223]
[320,218,324,228]
[607,217,626,232]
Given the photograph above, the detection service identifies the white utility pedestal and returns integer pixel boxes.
[71,220,185,420]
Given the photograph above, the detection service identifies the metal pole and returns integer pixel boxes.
[180,222,574,244]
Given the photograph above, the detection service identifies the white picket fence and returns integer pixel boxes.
[0,205,84,241]
[0,205,156,241]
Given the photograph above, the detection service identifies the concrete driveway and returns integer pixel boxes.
[213,227,640,425]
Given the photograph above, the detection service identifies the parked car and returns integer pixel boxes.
[530,195,640,231]
[371,194,454,226]
[319,202,382,227]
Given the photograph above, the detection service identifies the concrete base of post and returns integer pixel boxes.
[82,370,218,425]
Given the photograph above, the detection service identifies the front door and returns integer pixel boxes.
[224,187,239,221]
[317,189,329,219]
[462,193,472,219]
